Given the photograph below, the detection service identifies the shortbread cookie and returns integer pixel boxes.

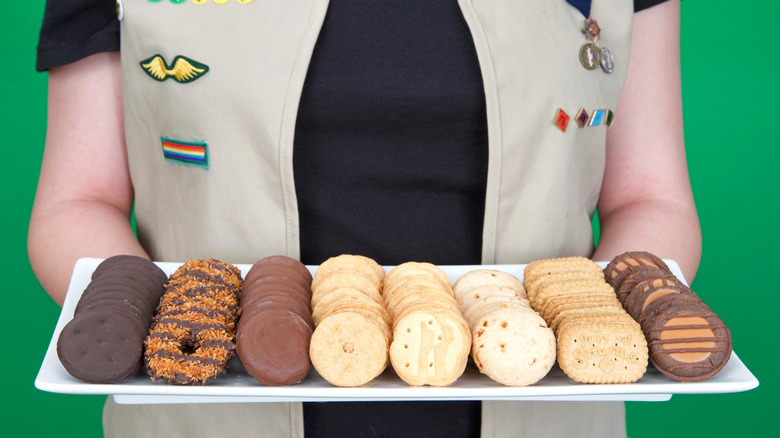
[312,254,384,291]
[310,312,390,387]
[524,257,603,288]
[471,308,556,386]
[384,262,452,296]
[556,321,648,384]
[453,269,525,301]
[390,307,470,386]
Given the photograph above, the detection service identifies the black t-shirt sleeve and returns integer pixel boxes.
[35,0,119,71]
[635,0,671,12]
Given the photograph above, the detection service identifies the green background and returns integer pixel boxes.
[1,1,776,436]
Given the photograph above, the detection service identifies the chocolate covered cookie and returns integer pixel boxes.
[645,301,732,382]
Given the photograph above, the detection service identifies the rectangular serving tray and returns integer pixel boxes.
[35,258,758,404]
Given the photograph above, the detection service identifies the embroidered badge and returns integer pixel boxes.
[140,55,209,83]
[554,108,571,132]
[161,137,209,169]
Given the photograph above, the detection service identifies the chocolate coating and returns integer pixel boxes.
[247,255,313,285]
[645,301,732,382]
[243,264,311,291]
[603,251,671,291]
[236,309,312,386]
[57,309,145,383]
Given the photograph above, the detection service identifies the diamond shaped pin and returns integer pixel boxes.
[554,108,570,132]
[605,109,615,128]
[576,108,590,128]
[589,109,607,127]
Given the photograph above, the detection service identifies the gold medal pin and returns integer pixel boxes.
[579,17,614,73]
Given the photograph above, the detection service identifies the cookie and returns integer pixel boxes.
[237,308,313,386]
[645,301,732,382]
[556,321,648,384]
[389,307,470,386]
[57,309,147,384]
[602,251,670,291]
[471,308,556,386]
[453,269,525,302]
[310,311,390,387]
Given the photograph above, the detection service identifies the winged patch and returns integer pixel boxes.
[140,55,209,83]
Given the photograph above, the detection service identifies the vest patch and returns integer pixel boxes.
[140,55,209,83]
[161,137,209,169]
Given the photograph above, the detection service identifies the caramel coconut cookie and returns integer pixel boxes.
[144,259,241,385]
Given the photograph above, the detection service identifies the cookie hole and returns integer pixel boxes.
[98,338,104,344]
[181,343,197,356]
[482,321,488,327]
[474,294,480,299]
[428,320,433,325]
[437,335,443,341]
[343,343,354,354]
[501,322,507,328]
[429,363,434,367]
[404,344,408,349]
[405,363,410,368]
[407,328,411,333]
[74,329,81,335]
[109,357,116,362]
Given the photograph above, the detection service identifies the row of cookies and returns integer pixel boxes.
[524,257,649,384]
[604,251,732,382]
[385,262,471,387]
[236,256,314,386]
[453,269,556,386]
[144,259,242,385]
[308,255,391,387]
[57,255,168,383]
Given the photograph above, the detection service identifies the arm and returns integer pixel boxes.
[593,0,702,282]
[28,52,149,306]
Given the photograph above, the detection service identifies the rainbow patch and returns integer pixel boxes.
[161,137,208,169]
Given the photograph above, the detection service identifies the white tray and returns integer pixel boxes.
[35,258,758,404]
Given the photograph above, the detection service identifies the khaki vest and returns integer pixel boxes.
[113,1,633,436]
